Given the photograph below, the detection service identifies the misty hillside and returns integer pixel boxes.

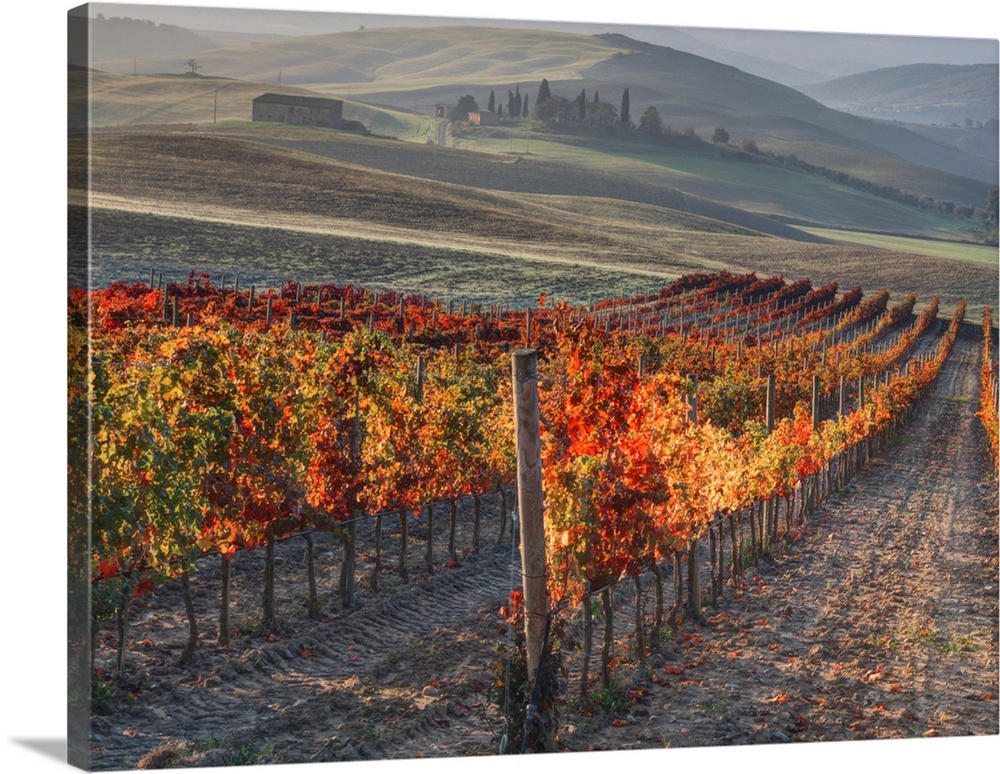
[578,35,996,185]
[77,15,220,65]
[88,25,628,87]
[801,63,999,126]
[671,27,999,86]
[82,23,997,190]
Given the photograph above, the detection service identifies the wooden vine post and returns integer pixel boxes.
[341,398,360,608]
[765,374,776,433]
[511,348,555,751]
[685,373,701,621]
[414,355,433,573]
[763,373,776,545]
[811,374,820,430]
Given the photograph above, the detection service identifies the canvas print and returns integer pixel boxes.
[67,2,999,771]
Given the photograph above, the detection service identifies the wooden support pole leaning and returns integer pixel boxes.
[511,349,551,683]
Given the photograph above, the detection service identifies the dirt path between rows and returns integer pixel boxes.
[562,331,998,752]
[89,333,997,769]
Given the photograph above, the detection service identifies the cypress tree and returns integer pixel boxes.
[579,88,587,120]
[488,90,495,112]
[538,78,551,104]
[621,87,630,127]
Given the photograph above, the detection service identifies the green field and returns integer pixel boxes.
[71,130,998,318]
[448,124,982,241]
[800,227,999,266]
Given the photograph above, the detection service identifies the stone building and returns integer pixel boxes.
[252,93,344,127]
[467,110,500,126]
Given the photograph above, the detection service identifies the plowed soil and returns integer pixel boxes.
[89,334,998,770]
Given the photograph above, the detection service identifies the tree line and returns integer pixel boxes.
[447,80,630,128]
[738,141,992,225]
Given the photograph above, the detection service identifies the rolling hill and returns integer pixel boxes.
[72,18,997,298]
[86,24,996,192]
[801,63,999,126]
[71,64,992,242]
[79,14,219,61]
[582,35,996,186]
[67,131,997,314]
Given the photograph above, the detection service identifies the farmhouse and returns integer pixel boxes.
[252,93,344,127]
[467,110,499,126]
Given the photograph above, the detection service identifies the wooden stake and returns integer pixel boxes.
[812,374,820,430]
[687,373,698,425]
[766,374,775,434]
[512,349,549,678]
[415,356,425,402]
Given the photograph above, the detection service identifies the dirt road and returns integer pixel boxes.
[89,333,997,769]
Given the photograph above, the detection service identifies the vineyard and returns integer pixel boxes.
[69,269,999,767]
